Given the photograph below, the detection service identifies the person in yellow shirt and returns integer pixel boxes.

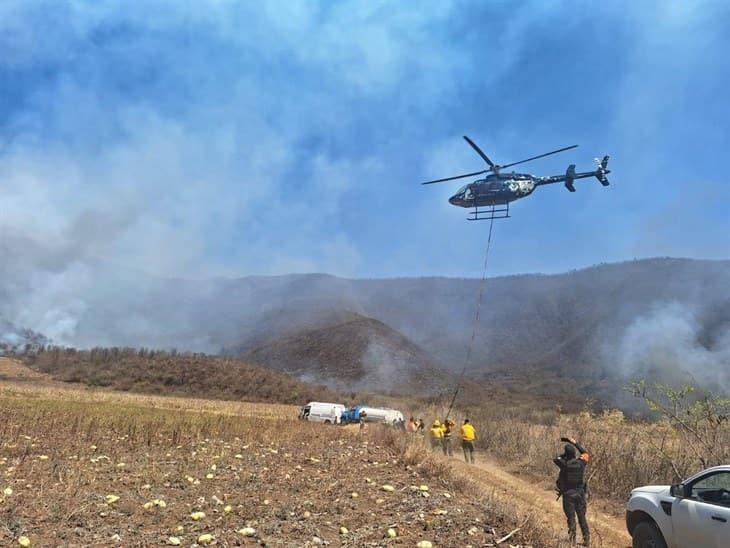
[429,420,443,451]
[441,419,455,456]
[460,419,476,464]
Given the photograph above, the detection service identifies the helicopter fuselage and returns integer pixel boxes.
[448,169,601,208]
[422,136,610,220]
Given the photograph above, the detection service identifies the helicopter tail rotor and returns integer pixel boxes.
[595,155,610,186]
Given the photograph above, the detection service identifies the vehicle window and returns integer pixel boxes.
[690,471,730,507]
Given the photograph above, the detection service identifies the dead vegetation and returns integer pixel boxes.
[0,386,544,547]
[370,426,562,547]
[420,383,730,504]
[19,346,338,405]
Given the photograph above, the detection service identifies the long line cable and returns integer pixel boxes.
[444,214,496,420]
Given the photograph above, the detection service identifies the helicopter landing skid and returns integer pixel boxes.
[467,203,510,221]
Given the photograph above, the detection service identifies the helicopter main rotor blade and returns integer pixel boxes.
[421,170,488,185]
[499,144,578,169]
[463,135,496,169]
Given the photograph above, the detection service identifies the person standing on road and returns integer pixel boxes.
[553,437,590,547]
[460,419,476,464]
[441,419,455,456]
[429,420,443,451]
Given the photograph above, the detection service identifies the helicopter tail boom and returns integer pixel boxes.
[562,156,610,192]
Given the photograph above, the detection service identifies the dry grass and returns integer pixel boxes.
[0,384,548,547]
[0,377,299,421]
[370,425,565,547]
[405,401,730,503]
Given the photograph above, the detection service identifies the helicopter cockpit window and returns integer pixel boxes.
[462,186,473,199]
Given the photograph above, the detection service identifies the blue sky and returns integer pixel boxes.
[1,0,729,280]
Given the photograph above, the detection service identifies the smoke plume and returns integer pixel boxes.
[615,301,730,391]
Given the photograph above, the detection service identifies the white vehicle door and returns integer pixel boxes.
[673,470,730,548]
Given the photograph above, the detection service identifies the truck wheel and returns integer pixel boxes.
[324,420,331,425]
[632,521,667,548]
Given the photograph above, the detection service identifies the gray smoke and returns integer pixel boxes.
[614,301,730,391]
[0,318,49,355]
[361,340,408,389]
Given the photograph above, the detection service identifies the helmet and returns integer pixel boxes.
[433,420,441,427]
[564,444,577,458]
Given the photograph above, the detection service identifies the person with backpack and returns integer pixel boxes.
[553,437,590,547]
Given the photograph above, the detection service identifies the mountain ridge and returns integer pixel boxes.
[2,258,728,402]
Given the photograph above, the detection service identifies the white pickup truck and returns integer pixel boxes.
[626,465,730,548]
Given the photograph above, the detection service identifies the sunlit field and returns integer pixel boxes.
[0,383,543,547]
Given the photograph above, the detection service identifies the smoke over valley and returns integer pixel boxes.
[1,257,728,405]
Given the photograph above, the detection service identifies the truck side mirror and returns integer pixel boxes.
[670,483,686,498]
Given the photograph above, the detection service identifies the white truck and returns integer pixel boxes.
[298,402,346,424]
[626,465,730,548]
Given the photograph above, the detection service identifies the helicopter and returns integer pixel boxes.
[422,136,610,220]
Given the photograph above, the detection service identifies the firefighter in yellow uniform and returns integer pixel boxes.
[441,419,455,456]
[429,420,443,451]
[460,419,476,464]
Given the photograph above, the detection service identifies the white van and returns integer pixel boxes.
[357,406,404,425]
[299,402,346,424]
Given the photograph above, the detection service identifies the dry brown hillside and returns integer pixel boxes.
[20,347,338,405]
[239,314,447,393]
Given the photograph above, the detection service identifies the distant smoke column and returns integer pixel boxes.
[616,302,730,391]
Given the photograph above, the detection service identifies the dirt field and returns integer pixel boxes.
[0,366,543,547]
[0,358,637,546]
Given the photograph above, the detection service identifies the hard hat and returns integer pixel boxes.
[433,420,441,427]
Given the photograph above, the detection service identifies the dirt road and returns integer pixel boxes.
[450,454,632,547]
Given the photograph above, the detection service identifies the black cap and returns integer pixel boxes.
[564,444,577,458]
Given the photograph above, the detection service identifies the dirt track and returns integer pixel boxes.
[449,454,631,547]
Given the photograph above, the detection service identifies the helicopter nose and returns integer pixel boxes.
[449,194,459,205]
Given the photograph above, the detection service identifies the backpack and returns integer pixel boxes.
[557,458,587,495]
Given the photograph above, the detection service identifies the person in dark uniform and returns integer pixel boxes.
[553,437,590,546]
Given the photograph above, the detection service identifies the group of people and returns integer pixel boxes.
[404,416,477,464]
[405,413,589,545]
